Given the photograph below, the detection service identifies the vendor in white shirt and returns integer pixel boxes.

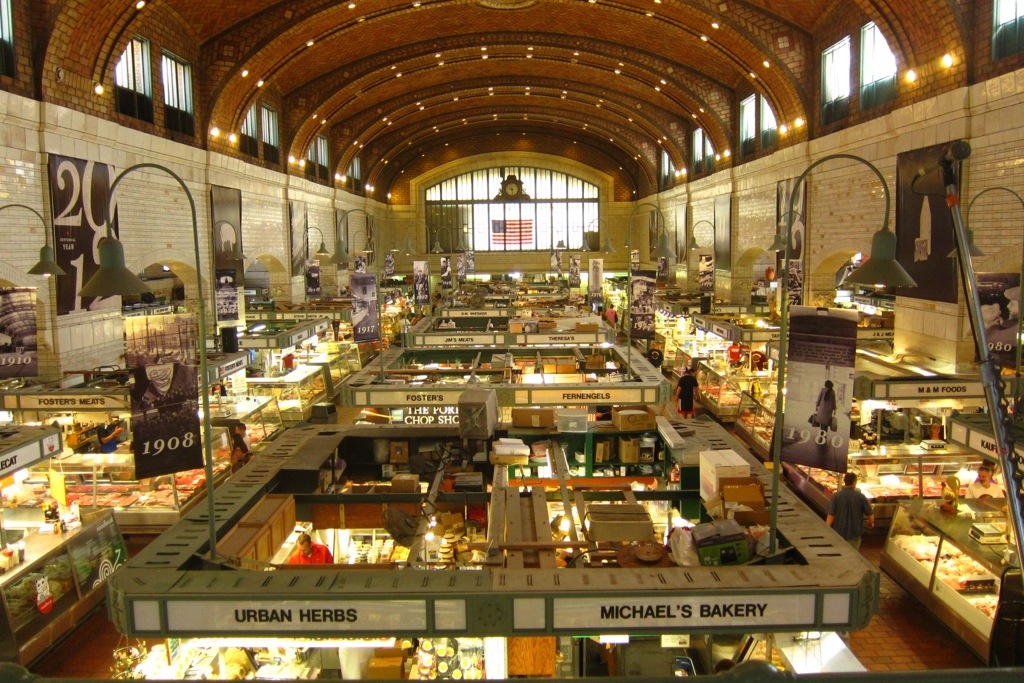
[965,464,1004,499]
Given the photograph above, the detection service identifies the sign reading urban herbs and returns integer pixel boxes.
[47,155,118,316]
[0,288,38,378]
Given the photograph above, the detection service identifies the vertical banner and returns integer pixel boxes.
[588,259,604,307]
[48,155,117,316]
[440,256,453,289]
[977,272,1021,369]
[781,306,858,473]
[384,253,396,277]
[568,255,581,288]
[629,270,656,339]
[714,194,732,274]
[456,253,466,282]
[0,288,38,378]
[630,249,640,273]
[895,143,960,303]
[465,251,475,274]
[125,315,203,479]
[413,261,430,305]
[354,255,367,273]
[776,178,807,307]
[657,257,669,282]
[305,259,322,297]
[550,250,562,276]
[211,186,243,275]
[351,272,380,343]
[698,255,715,292]
[288,201,307,278]
[214,269,239,322]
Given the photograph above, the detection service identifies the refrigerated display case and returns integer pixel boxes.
[208,395,282,453]
[880,499,1007,659]
[695,361,771,423]
[734,391,777,460]
[783,447,984,525]
[0,510,127,665]
[247,365,327,424]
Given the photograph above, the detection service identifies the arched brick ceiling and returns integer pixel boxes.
[40,0,966,198]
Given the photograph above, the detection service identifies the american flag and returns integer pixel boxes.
[491,219,534,248]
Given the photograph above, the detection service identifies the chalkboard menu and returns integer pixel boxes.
[67,512,128,592]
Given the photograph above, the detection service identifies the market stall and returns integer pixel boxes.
[0,426,63,543]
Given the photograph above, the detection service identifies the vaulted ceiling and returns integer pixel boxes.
[40,0,967,198]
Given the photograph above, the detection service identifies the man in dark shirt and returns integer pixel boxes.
[231,422,250,473]
[674,367,699,418]
[826,472,874,549]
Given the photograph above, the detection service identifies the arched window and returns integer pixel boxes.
[424,167,599,252]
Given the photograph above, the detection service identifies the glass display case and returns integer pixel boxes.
[783,447,987,525]
[247,365,327,424]
[734,391,777,459]
[880,499,1006,660]
[695,361,770,422]
[0,510,127,664]
[18,426,233,532]
[207,395,282,452]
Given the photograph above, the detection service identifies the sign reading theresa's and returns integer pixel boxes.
[163,599,427,633]
[551,594,817,629]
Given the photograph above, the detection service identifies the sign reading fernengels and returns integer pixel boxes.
[163,599,427,632]
[526,387,645,404]
[551,594,818,629]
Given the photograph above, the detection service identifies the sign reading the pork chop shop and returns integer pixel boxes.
[551,594,817,629]
[163,599,427,633]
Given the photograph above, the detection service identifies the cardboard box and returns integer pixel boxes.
[367,657,405,680]
[512,407,556,428]
[555,362,578,374]
[537,319,557,330]
[490,450,529,466]
[585,353,606,370]
[699,449,750,501]
[612,406,658,431]
[594,437,612,463]
[576,322,599,332]
[509,321,525,333]
[619,436,639,463]
[557,409,589,433]
[733,509,771,526]
[719,476,766,510]
[390,473,420,493]
[389,441,409,464]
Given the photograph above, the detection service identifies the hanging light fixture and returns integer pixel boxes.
[27,244,66,277]
[843,227,917,287]
[767,230,787,252]
[947,227,984,258]
[555,239,567,250]
[79,236,152,297]
[652,232,676,259]
[331,239,352,266]
[601,234,617,254]
[403,238,416,256]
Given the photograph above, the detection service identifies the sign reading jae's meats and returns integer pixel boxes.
[0,288,38,378]
[48,155,118,316]
[780,306,858,473]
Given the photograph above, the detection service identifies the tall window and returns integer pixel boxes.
[0,0,14,78]
[161,52,194,136]
[860,22,897,110]
[739,95,757,156]
[994,0,1024,60]
[821,36,851,124]
[239,105,259,157]
[346,156,362,191]
[114,36,153,122]
[760,95,778,149]
[306,135,329,182]
[692,128,715,175]
[260,105,279,164]
[424,167,598,252]
[659,150,675,189]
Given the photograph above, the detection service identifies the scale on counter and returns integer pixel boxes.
[920,440,947,450]
[969,522,1007,545]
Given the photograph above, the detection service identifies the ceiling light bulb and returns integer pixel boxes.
[306,40,314,47]
[711,21,719,29]
[779,124,788,134]
[905,69,917,83]
[210,127,220,137]
[228,133,237,143]
[794,117,804,127]
[240,69,249,77]
[941,53,954,68]
[298,159,305,167]
[135,0,146,8]
[288,155,296,163]
[701,35,708,41]
[348,2,356,8]
[93,82,104,95]
[256,79,264,87]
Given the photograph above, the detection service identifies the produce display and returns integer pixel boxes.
[2,553,76,632]
[413,637,485,680]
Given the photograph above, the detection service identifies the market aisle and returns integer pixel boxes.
[846,533,984,671]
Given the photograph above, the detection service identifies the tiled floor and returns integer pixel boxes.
[846,533,984,671]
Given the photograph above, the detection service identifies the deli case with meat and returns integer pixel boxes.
[880,499,1009,660]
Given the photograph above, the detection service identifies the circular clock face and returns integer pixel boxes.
[504,182,520,197]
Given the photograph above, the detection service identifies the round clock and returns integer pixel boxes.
[503,181,520,198]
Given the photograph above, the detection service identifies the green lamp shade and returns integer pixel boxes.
[431,238,444,254]
[767,230,788,252]
[27,244,66,276]
[947,228,984,258]
[403,238,416,256]
[602,235,617,255]
[555,239,567,250]
[845,228,918,288]
[315,240,330,256]
[79,236,151,297]
[332,239,352,266]
[653,233,676,260]
[231,240,246,260]
[686,233,701,251]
